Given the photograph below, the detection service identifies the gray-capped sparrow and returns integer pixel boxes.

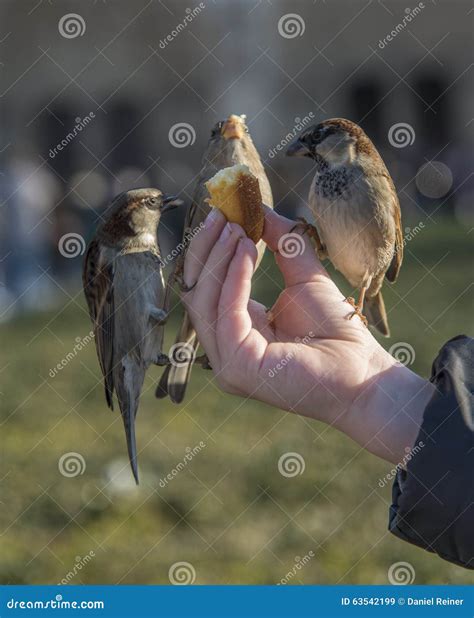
[286,118,403,336]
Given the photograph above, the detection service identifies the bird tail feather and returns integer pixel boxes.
[155,311,197,404]
[115,358,144,484]
[365,292,390,337]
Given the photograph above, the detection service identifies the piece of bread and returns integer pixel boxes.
[205,164,264,243]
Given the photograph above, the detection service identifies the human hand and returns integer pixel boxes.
[181,207,434,464]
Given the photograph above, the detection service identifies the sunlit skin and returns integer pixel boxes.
[181,206,434,465]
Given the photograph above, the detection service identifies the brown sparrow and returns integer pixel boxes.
[157,114,273,403]
[286,118,403,336]
[83,188,182,482]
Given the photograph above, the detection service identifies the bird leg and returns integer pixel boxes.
[149,307,168,325]
[172,255,196,293]
[195,353,212,370]
[346,288,368,327]
[290,217,327,260]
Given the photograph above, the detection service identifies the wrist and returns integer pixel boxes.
[337,343,435,464]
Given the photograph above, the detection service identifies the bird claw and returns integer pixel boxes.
[175,273,196,293]
[195,354,212,370]
[345,298,368,327]
[154,353,170,366]
[290,217,327,259]
[149,307,168,325]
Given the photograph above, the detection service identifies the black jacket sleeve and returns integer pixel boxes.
[389,335,474,569]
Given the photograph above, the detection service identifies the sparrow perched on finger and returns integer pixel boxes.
[157,114,274,403]
[286,118,403,337]
[83,188,182,482]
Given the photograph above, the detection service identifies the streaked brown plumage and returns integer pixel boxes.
[286,118,403,336]
[83,188,182,482]
[157,114,273,403]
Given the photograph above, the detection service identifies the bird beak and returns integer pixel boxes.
[286,137,310,157]
[221,115,244,140]
[161,195,184,214]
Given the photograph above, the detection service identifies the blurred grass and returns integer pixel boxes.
[1,218,473,585]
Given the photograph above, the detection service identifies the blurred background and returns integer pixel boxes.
[0,0,473,585]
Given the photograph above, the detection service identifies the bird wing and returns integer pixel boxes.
[82,240,115,408]
[384,174,403,283]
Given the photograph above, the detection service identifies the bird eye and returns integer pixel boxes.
[147,196,160,208]
[211,121,224,137]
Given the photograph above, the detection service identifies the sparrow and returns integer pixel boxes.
[83,188,182,482]
[157,114,273,403]
[286,118,403,337]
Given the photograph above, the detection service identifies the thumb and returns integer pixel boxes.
[262,206,330,287]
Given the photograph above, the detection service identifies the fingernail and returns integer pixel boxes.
[219,222,232,243]
[204,208,220,229]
